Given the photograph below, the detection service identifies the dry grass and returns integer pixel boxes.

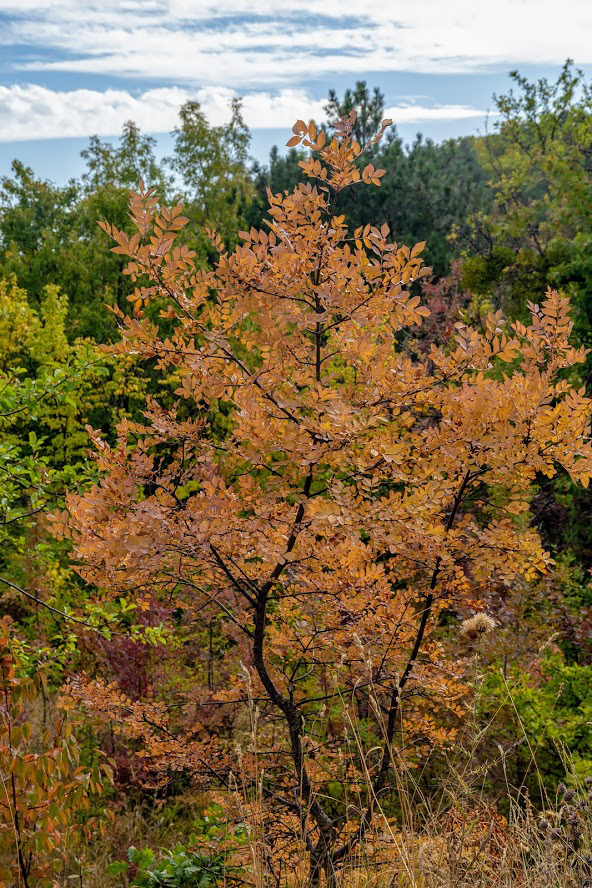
[57,642,592,886]
[79,784,592,888]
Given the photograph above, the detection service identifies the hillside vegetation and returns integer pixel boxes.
[3,64,592,887]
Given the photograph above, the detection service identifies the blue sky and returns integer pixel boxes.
[1,0,592,184]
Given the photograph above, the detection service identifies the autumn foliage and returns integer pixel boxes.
[47,111,592,883]
[0,627,112,887]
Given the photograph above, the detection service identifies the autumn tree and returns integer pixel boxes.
[54,112,592,885]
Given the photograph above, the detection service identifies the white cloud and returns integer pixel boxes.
[0,84,190,141]
[0,0,591,86]
[0,82,489,142]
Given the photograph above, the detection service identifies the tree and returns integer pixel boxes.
[0,163,79,315]
[360,131,490,277]
[80,121,168,195]
[324,81,386,147]
[167,99,252,257]
[0,123,173,342]
[461,61,592,328]
[54,112,592,885]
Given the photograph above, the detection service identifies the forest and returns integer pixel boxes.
[3,61,592,886]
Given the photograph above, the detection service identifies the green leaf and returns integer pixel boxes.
[108,860,129,876]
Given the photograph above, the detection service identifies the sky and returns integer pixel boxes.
[1,0,592,184]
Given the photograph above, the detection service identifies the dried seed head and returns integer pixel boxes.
[460,613,497,640]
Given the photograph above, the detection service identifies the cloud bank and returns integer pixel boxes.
[0,0,590,87]
[0,83,489,142]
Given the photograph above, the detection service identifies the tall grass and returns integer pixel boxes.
[76,635,592,886]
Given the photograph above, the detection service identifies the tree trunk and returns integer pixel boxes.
[307,845,339,888]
